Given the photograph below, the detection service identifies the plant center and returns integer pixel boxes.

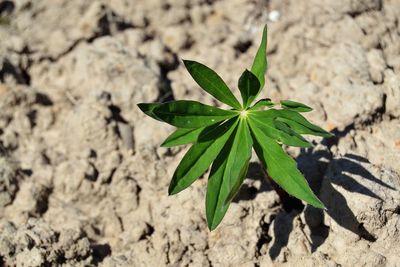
[240,110,248,118]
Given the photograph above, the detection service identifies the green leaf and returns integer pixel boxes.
[251,25,268,92]
[238,69,261,109]
[206,119,252,230]
[249,121,324,208]
[250,98,275,110]
[281,100,313,112]
[225,158,250,205]
[248,115,312,148]
[183,60,242,109]
[251,109,333,137]
[161,127,205,147]
[137,103,162,121]
[169,118,238,195]
[272,120,313,147]
[153,100,238,128]
[275,117,331,137]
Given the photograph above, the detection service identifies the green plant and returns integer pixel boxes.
[138,25,333,230]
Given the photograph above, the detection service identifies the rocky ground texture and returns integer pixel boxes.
[0,0,399,266]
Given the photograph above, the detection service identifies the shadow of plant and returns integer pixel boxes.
[232,162,274,202]
[234,147,396,260]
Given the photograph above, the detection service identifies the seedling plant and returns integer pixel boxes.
[138,25,333,230]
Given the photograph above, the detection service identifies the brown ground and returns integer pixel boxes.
[0,0,399,266]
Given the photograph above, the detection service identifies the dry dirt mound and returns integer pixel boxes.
[0,0,399,266]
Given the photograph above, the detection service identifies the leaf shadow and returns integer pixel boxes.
[232,162,274,202]
[240,149,395,259]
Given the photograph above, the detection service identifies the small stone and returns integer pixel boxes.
[268,10,281,22]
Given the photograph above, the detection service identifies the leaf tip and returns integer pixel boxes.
[160,140,170,148]
[137,103,146,111]
[206,211,226,231]
[137,102,156,113]
[309,198,325,209]
[182,59,193,67]
[168,187,176,196]
[207,220,218,231]
[320,130,335,138]
[168,179,183,195]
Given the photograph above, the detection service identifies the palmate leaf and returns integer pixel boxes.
[152,100,237,128]
[248,115,312,147]
[251,98,275,110]
[206,119,252,230]
[249,120,324,208]
[251,25,268,92]
[168,118,238,195]
[183,60,242,109]
[275,117,330,137]
[225,159,250,205]
[281,100,313,112]
[238,69,261,109]
[161,127,205,147]
[250,109,333,138]
[272,120,313,146]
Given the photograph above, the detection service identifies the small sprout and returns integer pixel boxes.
[138,25,333,231]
